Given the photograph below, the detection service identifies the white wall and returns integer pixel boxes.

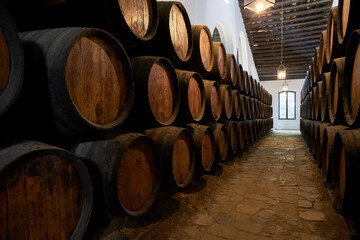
[158,0,259,80]
[262,79,305,130]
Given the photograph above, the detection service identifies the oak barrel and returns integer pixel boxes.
[219,84,233,120]
[221,54,237,88]
[202,80,221,121]
[204,41,227,80]
[319,30,330,74]
[186,123,215,172]
[73,133,160,217]
[208,122,229,161]
[240,94,248,120]
[175,70,205,123]
[0,141,93,240]
[326,7,346,65]
[337,0,360,46]
[315,123,331,167]
[145,126,195,188]
[321,72,331,122]
[0,3,23,117]
[127,56,179,129]
[18,28,134,138]
[343,30,360,127]
[236,121,246,150]
[222,121,238,155]
[231,90,241,120]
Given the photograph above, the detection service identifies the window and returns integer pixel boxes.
[278,91,296,120]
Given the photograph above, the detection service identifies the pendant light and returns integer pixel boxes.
[277,0,287,90]
[244,0,275,14]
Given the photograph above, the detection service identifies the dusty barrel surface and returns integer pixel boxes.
[72,133,161,217]
[146,126,195,188]
[343,30,360,127]
[128,56,179,128]
[208,122,228,161]
[219,84,233,120]
[328,57,346,124]
[202,80,221,121]
[175,70,205,123]
[183,25,214,76]
[0,3,23,117]
[0,141,93,240]
[332,129,360,217]
[18,28,134,138]
[337,0,360,46]
[187,123,215,172]
[204,41,227,80]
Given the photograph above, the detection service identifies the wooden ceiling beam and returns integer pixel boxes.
[250,35,320,46]
[249,24,327,37]
[246,17,328,30]
[251,45,317,54]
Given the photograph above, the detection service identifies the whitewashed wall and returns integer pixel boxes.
[158,0,259,80]
[262,79,305,130]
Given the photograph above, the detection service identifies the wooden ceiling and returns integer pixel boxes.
[238,0,332,81]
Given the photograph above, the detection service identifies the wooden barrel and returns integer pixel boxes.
[319,30,330,74]
[222,121,238,155]
[73,133,160,217]
[175,70,205,123]
[321,125,348,182]
[249,76,255,98]
[208,122,229,161]
[328,57,346,124]
[0,3,23,117]
[186,123,215,172]
[343,30,360,127]
[247,120,255,143]
[313,47,322,83]
[17,28,133,139]
[182,25,214,76]
[247,97,255,120]
[332,129,360,217]
[315,122,330,167]
[236,121,245,150]
[253,79,258,99]
[219,84,233,120]
[231,90,241,120]
[202,80,221,121]
[313,86,320,121]
[337,0,360,46]
[127,56,179,129]
[133,1,192,65]
[240,94,247,120]
[204,41,227,80]
[326,7,346,65]
[311,121,322,158]
[242,70,250,95]
[235,64,244,91]
[0,141,93,240]
[221,54,237,88]
[321,72,331,122]
[145,126,195,188]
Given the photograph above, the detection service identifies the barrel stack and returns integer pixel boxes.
[300,0,360,219]
[0,0,273,238]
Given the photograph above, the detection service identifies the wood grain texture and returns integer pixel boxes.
[342,0,350,39]
[211,85,220,120]
[199,28,212,71]
[351,43,360,120]
[0,27,10,95]
[0,155,84,240]
[117,139,156,211]
[201,129,213,170]
[169,5,189,61]
[232,90,241,119]
[172,132,191,185]
[188,77,202,120]
[118,0,151,38]
[148,62,175,124]
[66,35,127,125]
[217,44,226,79]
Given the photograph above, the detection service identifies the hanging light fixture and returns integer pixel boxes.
[244,0,275,14]
[277,0,287,90]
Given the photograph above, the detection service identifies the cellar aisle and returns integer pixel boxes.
[94,131,352,240]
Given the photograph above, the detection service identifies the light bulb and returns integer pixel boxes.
[256,3,264,13]
[278,71,285,79]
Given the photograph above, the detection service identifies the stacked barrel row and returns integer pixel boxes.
[300,0,360,219]
[0,0,273,239]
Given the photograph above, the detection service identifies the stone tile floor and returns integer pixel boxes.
[93,131,353,240]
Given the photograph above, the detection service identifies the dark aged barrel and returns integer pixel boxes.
[182,25,214,76]
[332,129,360,217]
[0,3,23,117]
[315,123,331,167]
[313,47,322,83]
[187,123,215,172]
[311,121,322,158]
[222,121,238,155]
[0,142,93,240]
[321,125,348,182]
[328,57,346,124]
[235,64,244,91]
[17,28,133,139]
[146,126,195,188]
[231,90,241,120]
[319,30,330,75]
[249,76,255,98]
[343,30,360,127]
[321,72,331,122]
[127,56,179,129]
[337,0,360,46]
[208,122,229,161]
[236,121,245,150]
[204,41,227,80]
[240,94,247,120]
[314,84,321,121]
[221,54,237,88]
[253,79,258,99]
[175,70,205,123]
[72,133,160,217]
[326,7,346,65]
[219,84,233,120]
[247,120,255,143]
[202,80,221,121]
[242,70,249,95]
